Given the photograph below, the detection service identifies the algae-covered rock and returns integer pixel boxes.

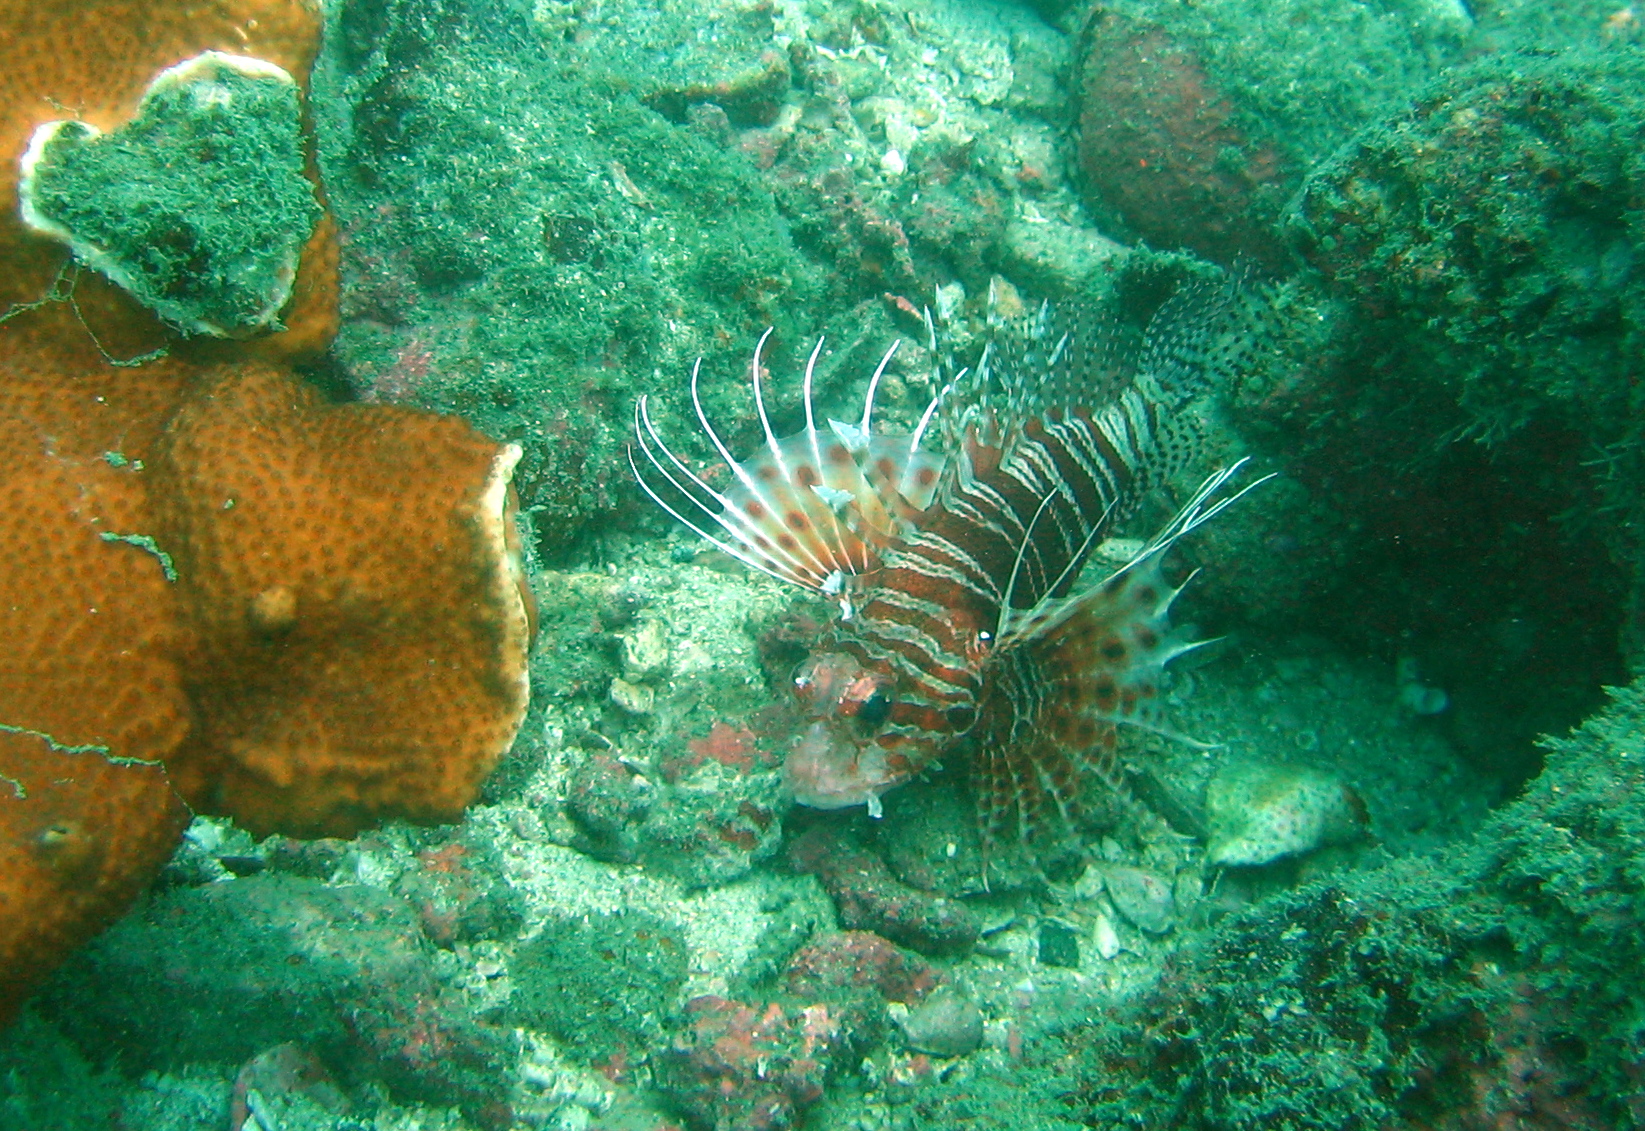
[1076,0,1468,268]
[312,0,1101,558]
[898,985,985,1057]
[32,874,513,1113]
[1062,677,1645,1129]
[1291,47,1645,446]
[1225,48,1645,778]
[789,823,982,956]
[654,989,874,1131]
[20,51,320,337]
[838,678,1645,1129]
[507,909,688,1065]
[530,562,796,887]
[313,0,824,552]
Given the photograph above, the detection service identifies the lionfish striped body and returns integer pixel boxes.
[633,280,1258,854]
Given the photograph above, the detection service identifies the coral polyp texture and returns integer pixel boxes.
[0,0,533,1025]
[154,369,534,838]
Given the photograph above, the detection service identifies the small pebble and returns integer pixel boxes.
[1091,912,1120,960]
[620,618,670,680]
[608,677,654,715]
[898,986,984,1057]
[1101,864,1175,934]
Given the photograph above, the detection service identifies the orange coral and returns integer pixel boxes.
[154,364,534,837]
[0,0,535,1022]
[0,369,194,1025]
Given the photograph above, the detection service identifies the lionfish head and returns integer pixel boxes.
[782,649,927,819]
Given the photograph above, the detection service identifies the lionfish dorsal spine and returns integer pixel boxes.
[630,329,950,613]
[1001,457,1270,646]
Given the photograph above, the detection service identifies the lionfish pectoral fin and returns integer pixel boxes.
[631,333,957,602]
[811,483,855,513]
[975,721,1092,852]
[629,401,819,592]
[973,543,1229,849]
[975,694,1220,853]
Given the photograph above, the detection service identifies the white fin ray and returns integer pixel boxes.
[797,337,866,579]
[1000,459,1270,646]
[630,400,822,590]
[858,339,899,438]
[630,330,950,599]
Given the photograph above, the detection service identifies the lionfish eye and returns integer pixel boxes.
[856,687,892,728]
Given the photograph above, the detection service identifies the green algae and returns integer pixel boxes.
[9,5,1645,1131]
[22,53,320,337]
[314,0,824,552]
[1254,47,1645,759]
[837,678,1645,1130]
[0,1013,126,1131]
[1290,48,1645,449]
[507,910,688,1064]
[1075,0,1467,267]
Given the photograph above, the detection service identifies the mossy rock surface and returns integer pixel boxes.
[507,908,689,1063]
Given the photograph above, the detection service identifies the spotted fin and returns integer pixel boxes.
[721,427,945,574]
[631,330,946,602]
[970,543,1201,845]
[997,459,1264,647]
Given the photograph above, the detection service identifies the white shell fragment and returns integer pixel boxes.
[1091,912,1121,960]
[1099,864,1176,934]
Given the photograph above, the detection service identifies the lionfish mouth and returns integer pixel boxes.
[784,719,901,818]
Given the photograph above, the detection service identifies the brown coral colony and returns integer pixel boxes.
[0,0,534,1023]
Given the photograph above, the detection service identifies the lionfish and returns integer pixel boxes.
[631,278,1262,858]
